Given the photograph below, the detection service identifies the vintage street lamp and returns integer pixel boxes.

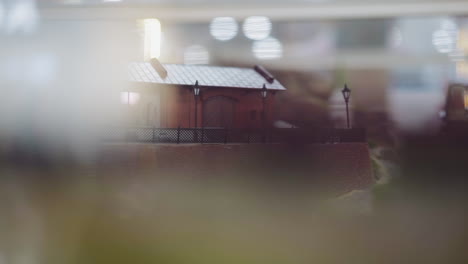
[193,80,201,142]
[193,80,201,127]
[261,84,268,142]
[342,83,351,129]
[261,84,268,129]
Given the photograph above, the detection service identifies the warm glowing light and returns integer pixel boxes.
[464,90,468,110]
[453,29,468,81]
[451,29,468,62]
[210,17,238,41]
[458,29,468,52]
[456,61,468,79]
[252,37,283,60]
[243,16,272,40]
[121,92,140,105]
[143,18,161,60]
[184,45,209,65]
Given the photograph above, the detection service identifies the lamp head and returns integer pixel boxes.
[193,80,200,96]
[261,84,268,99]
[342,83,351,101]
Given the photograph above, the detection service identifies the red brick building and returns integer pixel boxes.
[127,60,286,129]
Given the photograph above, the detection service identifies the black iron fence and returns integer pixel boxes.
[104,127,366,144]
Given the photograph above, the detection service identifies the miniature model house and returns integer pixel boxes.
[127,59,286,129]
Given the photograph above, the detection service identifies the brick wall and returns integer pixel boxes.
[99,143,374,195]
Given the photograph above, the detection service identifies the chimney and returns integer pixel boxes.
[254,65,275,84]
[150,58,168,79]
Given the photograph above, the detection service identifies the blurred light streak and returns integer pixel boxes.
[143,18,161,60]
[6,0,39,34]
[243,16,271,40]
[252,37,283,60]
[210,17,238,41]
[184,45,209,65]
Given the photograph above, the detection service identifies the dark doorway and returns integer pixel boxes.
[203,96,236,128]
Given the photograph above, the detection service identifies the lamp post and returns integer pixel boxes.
[261,84,268,142]
[193,80,201,142]
[342,83,351,129]
[193,80,201,127]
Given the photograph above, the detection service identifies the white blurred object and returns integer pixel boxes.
[210,17,238,41]
[243,16,272,41]
[387,26,403,49]
[252,37,283,60]
[184,45,209,65]
[6,0,39,34]
[432,18,458,53]
[62,0,83,5]
[274,120,296,128]
[143,18,161,60]
[388,89,445,132]
[121,92,140,105]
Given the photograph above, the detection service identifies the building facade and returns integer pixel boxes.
[127,61,286,129]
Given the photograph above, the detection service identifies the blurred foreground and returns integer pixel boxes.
[1,137,468,264]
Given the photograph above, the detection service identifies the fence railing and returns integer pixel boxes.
[104,127,366,144]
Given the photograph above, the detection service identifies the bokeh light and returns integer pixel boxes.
[243,16,272,40]
[6,0,39,34]
[209,17,238,41]
[252,37,283,60]
[432,19,458,54]
[184,45,210,65]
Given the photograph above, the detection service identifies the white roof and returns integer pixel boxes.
[128,62,286,90]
